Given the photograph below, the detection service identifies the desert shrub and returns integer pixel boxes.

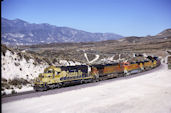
[14,62,20,66]
[33,62,37,65]
[43,57,51,65]
[11,90,17,94]
[26,75,29,79]
[17,85,22,89]
[5,85,10,89]
[168,56,171,69]
[35,57,43,64]
[2,78,7,82]
[2,51,5,56]
[1,92,6,96]
[1,82,8,88]
[52,58,57,64]
[8,78,30,86]
[1,87,5,91]
[1,44,9,53]
[1,80,11,89]
[167,51,171,55]
[23,54,30,62]
[168,56,171,63]
[1,44,15,55]
[17,52,23,60]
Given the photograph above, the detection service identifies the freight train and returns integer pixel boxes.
[33,56,160,91]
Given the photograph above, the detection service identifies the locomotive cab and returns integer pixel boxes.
[39,66,62,79]
[34,66,62,91]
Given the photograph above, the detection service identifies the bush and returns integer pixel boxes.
[17,52,23,60]
[35,57,43,64]
[11,90,17,94]
[17,85,22,89]
[1,82,10,89]
[8,78,30,86]
[1,87,5,91]
[23,54,30,62]
[168,56,171,63]
[14,62,20,66]
[1,92,6,96]
[43,57,51,65]
[1,44,14,55]
[52,58,57,64]
[2,78,7,82]
[168,64,171,69]
[168,56,171,69]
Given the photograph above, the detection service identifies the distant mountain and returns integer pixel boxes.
[118,29,171,44]
[156,29,171,38]
[118,36,144,43]
[1,17,123,45]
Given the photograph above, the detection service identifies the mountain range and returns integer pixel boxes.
[1,17,123,45]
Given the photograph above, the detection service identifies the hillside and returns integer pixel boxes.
[1,22,171,95]
[1,44,82,95]
[1,17,123,45]
[17,28,171,61]
[2,42,155,95]
[156,29,171,38]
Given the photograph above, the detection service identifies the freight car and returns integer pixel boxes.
[33,56,160,91]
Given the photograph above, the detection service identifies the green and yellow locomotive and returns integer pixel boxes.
[34,65,94,91]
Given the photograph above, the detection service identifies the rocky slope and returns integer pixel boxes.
[118,29,171,44]
[156,29,171,38]
[1,44,82,95]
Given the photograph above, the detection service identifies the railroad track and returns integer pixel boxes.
[2,63,163,104]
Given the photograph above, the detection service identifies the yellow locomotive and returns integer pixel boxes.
[34,65,94,91]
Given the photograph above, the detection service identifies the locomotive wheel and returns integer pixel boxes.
[34,87,39,91]
[43,86,48,91]
[62,82,66,87]
[99,78,103,81]
[84,79,90,84]
[93,78,99,82]
[80,80,85,84]
[54,83,60,88]
[34,85,48,91]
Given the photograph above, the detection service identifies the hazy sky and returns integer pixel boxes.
[2,0,171,36]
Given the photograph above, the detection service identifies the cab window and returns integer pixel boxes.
[45,69,53,73]
[39,75,44,78]
[56,71,61,75]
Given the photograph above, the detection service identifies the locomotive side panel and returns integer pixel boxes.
[103,63,123,74]
[144,60,153,70]
[127,63,140,71]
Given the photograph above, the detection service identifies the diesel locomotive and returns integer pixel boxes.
[33,56,160,91]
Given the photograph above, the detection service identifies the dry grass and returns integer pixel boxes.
[3,37,171,65]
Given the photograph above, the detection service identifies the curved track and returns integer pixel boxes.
[2,63,163,104]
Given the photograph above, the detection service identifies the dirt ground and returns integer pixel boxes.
[2,61,171,113]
